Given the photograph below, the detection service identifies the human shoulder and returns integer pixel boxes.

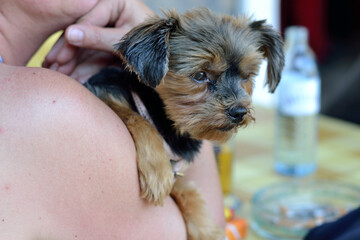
[1,65,86,100]
[0,64,135,161]
[1,65,110,118]
[0,65,188,239]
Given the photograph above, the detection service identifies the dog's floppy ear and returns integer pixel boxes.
[250,20,285,93]
[115,15,179,88]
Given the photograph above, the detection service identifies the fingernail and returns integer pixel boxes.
[67,27,84,44]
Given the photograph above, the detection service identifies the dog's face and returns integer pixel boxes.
[116,8,284,142]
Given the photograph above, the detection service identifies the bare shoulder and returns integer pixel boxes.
[0,65,186,239]
[0,65,119,121]
[0,65,136,174]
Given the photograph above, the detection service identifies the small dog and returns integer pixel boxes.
[85,8,284,240]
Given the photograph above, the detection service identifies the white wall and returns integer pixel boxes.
[236,0,281,108]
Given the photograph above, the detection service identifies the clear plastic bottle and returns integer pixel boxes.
[274,26,321,177]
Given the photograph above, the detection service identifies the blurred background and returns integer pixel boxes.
[143,0,360,125]
[28,0,360,125]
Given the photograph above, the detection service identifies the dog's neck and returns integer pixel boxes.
[131,91,156,127]
[131,90,182,163]
[85,68,202,163]
[131,90,187,178]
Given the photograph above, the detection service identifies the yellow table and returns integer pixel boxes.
[229,106,360,239]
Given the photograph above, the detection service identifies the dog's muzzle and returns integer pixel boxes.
[226,106,247,124]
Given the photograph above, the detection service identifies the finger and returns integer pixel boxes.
[44,0,115,69]
[45,42,78,72]
[56,42,78,65]
[42,34,66,68]
[65,25,130,53]
[70,52,115,83]
[115,0,154,28]
[76,0,117,27]
[52,48,84,75]
[57,57,78,75]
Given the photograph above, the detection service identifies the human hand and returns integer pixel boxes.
[43,0,153,82]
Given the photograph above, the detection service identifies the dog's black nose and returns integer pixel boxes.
[226,106,247,123]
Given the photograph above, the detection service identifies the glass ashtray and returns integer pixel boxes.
[251,180,360,240]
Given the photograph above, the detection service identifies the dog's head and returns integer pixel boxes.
[116,8,284,142]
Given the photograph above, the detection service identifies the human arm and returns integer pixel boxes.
[0,65,186,240]
[184,141,226,229]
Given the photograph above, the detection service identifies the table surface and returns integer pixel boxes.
[229,106,360,240]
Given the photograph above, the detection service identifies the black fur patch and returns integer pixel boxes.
[86,68,202,162]
[115,17,178,88]
[249,20,284,93]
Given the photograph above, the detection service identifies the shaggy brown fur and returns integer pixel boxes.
[171,179,225,240]
[104,95,174,205]
[87,7,284,240]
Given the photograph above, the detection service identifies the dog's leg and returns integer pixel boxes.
[104,98,174,206]
[171,179,225,240]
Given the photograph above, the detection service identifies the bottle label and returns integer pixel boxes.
[278,71,320,116]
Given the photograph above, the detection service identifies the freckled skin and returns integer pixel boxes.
[0,67,187,240]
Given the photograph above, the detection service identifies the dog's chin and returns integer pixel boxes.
[188,126,237,143]
[172,109,255,143]
[193,114,255,142]
[219,125,236,133]
[219,114,253,132]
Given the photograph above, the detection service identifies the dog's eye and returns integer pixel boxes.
[191,71,208,82]
[243,73,256,81]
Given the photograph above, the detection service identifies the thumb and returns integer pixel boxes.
[65,24,130,53]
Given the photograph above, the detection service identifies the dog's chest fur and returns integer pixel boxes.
[85,67,202,163]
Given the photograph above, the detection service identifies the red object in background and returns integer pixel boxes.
[281,0,329,61]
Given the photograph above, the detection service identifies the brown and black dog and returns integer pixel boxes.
[85,8,284,240]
